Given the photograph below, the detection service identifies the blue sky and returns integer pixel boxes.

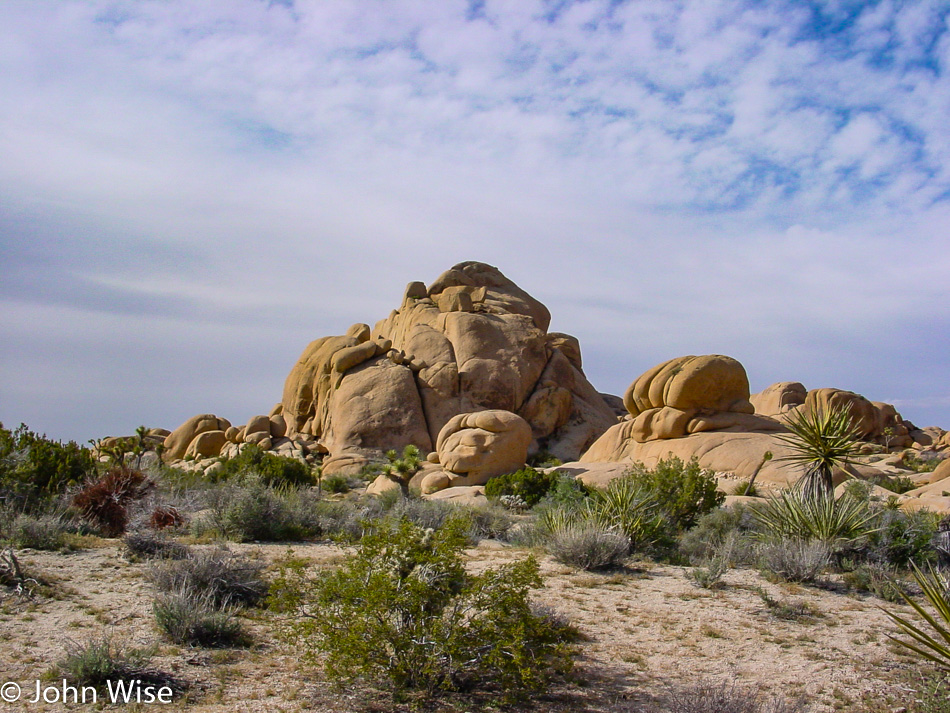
[1,0,949,443]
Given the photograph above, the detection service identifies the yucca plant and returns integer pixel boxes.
[382,444,422,482]
[883,563,950,670]
[753,489,877,549]
[775,405,862,500]
[585,477,664,552]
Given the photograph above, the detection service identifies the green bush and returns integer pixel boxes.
[271,517,576,700]
[624,456,724,530]
[0,423,95,503]
[319,474,351,493]
[153,588,249,647]
[679,504,759,564]
[585,476,667,552]
[147,548,267,607]
[216,445,314,487]
[841,562,911,602]
[862,508,939,569]
[8,513,75,551]
[547,522,629,571]
[485,467,556,508]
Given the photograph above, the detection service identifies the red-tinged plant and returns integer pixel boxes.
[72,466,155,537]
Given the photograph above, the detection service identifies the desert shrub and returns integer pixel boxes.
[72,465,155,537]
[688,533,737,589]
[666,677,807,713]
[758,538,831,583]
[485,467,556,508]
[841,562,912,602]
[547,522,629,571]
[861,508,940,569]
[147,548,267,607]
[52,635,179,694]
[585,476,668,553]
[874,474,919,495]
[153,588,249,647]
[753,490,876,549]
[319,473,351,494]
[271,518,576,700]
[0,423,96,505]
[527,450,562,468]
[624,456,724,530]
[463,504,517,542]
[7,512,74,551]
[732,482,759,497]
[124,531,191,560]
[216,482,311,542]
[216,444,314,487]
[540,472,593,509]
[149,506,184,530]
[679,504,760,565]
[902,452,942,473]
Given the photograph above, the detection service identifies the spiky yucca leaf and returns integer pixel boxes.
[883,563,950,670]
[775,405,862,498]
[753,489,877,547]
[585,477,662,551]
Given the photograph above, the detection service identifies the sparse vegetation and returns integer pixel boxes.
[72,465,155,537]
[153,587,249,647]
[547,522,630,571]
[666,677,807,712]
[758,538,832,583]
[147,547,267,607]
[123,531,191,560]
[271,517,576,700]
[51,635,180,694]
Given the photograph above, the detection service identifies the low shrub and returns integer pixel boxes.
[547,522,630,571]
[841,562,911,602]
[216,445,314,487]
[147,548,267,607]
[485,467,556,508]
[687,534,736,589]
[124,531,191,560]
[624,456,724,530]
[216,482,312,542]
[153,588,249,647]
[52,635,180,694]
[319,474,351,494]
[679,505,760,565]
[8,513,74,551]
[271,518,576,700]
[72,465,155,537]
[758,538,831,583]
[666,677,807,713]
[149,506,184,530]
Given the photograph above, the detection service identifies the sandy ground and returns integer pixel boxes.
[0,537,938,713]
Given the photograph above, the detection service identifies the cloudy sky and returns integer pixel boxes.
[1,0,949,444]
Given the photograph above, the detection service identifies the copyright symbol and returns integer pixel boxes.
[0,682,20,702]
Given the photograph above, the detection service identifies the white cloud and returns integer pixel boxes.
[0,0,949,439]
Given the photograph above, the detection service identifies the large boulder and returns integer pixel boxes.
[278,262,617,465]
[616,355,781,443]
[750,382,807,416]
[163,414,232,461]
[420,410,532,493]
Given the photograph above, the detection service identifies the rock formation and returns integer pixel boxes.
[163,262,618,476]
[419,410,532,494]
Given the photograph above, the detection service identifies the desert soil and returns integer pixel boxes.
[0,538,935,713]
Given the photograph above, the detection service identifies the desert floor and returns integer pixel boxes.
[0,537,939,713]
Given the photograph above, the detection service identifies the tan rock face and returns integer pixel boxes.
[751,382,807,416]
[163,414,232,461]
[278,261,617,465]
[779,388,913,447]
[420,410,531,493]
[615,355,777,443]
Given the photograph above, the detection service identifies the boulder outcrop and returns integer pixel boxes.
[277,262,617,471]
